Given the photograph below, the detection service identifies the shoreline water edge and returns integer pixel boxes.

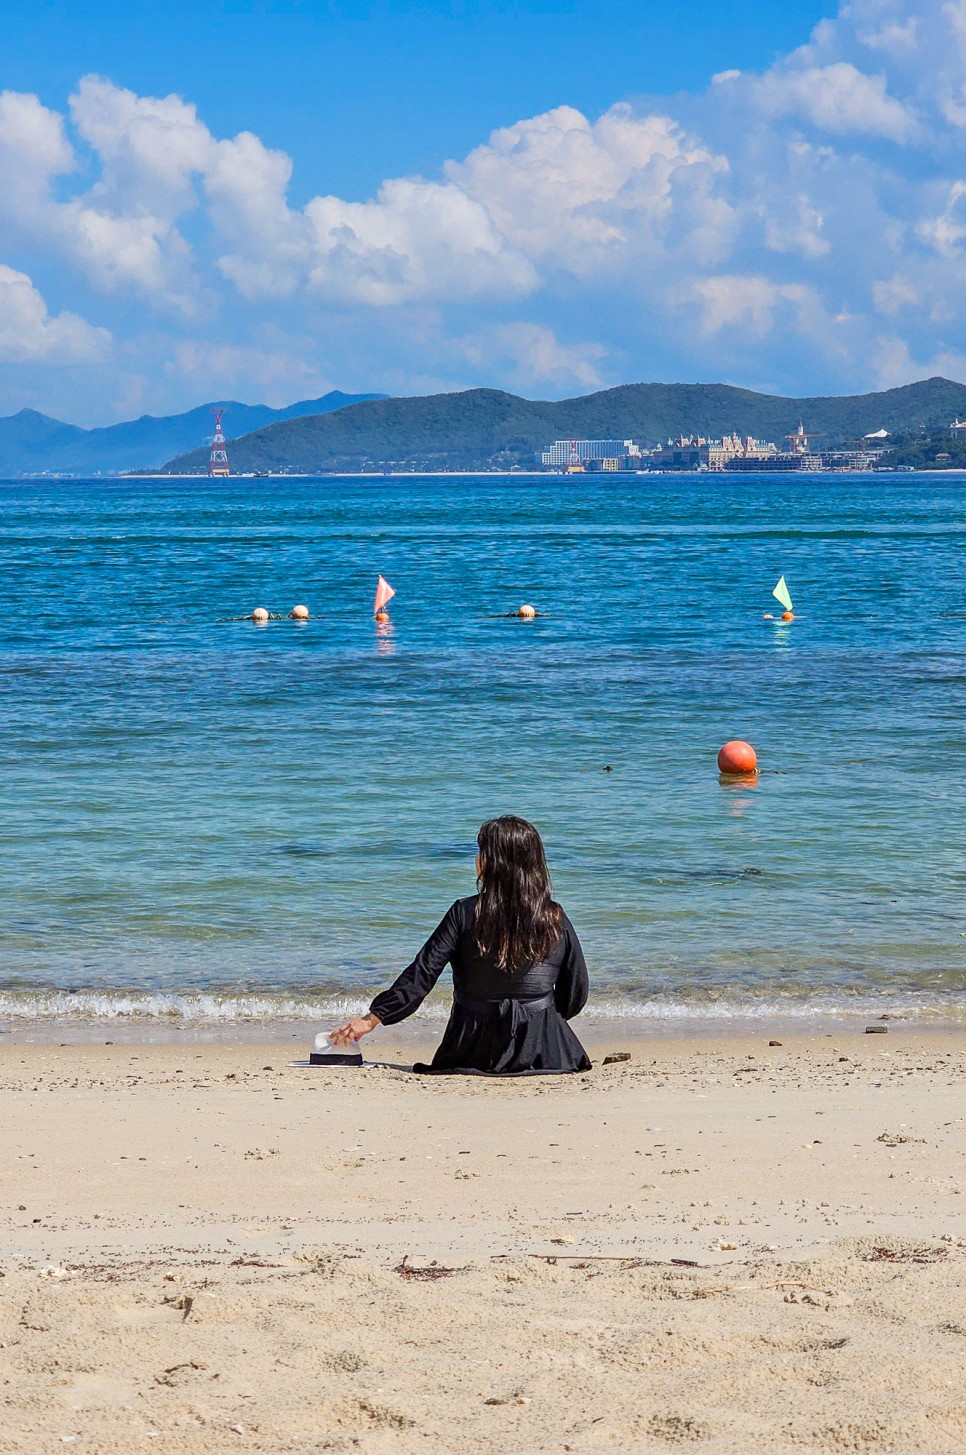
[3,1003,966,1048]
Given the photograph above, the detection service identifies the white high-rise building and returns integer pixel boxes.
[540,439,638,467]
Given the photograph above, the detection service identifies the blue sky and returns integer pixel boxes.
[2,1,833,198]
[0,0,963,422]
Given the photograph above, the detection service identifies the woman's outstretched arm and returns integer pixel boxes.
[331,901,464,1043]
[554,914,589,1020]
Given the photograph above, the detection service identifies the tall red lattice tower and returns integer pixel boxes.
[208,409,230,477]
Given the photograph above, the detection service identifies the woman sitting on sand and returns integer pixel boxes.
[332,815,591,1075]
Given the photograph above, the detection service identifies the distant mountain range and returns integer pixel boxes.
[5,377,966,477]
[159,377,966,475]
[0,391,386,477]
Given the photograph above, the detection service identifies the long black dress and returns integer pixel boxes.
[369,895,591,1075]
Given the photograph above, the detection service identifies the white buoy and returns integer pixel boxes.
[252,607,269,624]
[518,604,536,619]
[290,604,309,620]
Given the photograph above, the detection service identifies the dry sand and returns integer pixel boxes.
[1,1026,965,1453]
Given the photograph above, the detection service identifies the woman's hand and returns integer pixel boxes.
[330,1011,380,1047]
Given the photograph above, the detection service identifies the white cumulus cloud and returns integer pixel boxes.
[448,104,729,271]
[303,178,536,305]
[0,89,74,207]
[0,81,204,309]
[69,76,212,216]
[167,338,333,405]
[458,322,607,393]
[749,61,917,140]
[0,264,110,363]
[690,276,776,336]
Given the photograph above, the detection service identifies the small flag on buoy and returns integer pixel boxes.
[772,575,793,612]
[374,575,395,616]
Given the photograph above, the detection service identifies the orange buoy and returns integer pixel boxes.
[290,604,309,620]
[717,740,758,775]
[375,610,390,623]
[781,610,795,621]
[518,604,536,619]
[252,607,269,624]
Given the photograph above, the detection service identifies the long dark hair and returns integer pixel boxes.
[475,816,561,973]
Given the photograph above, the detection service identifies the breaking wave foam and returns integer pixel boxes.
[0,986,962,1026]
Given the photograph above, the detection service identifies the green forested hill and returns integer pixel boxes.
[885,430,966,468]
[159,377,966,473]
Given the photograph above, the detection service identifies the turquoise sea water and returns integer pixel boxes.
[2,472,965,1025]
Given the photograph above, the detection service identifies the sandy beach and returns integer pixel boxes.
[1,1025,964,1453]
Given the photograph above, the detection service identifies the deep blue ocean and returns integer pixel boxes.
[2,472,965,1025]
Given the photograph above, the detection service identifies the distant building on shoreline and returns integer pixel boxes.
[536,424,890,473]
[651,432,778,470]
[706,432,777,469]
[539,438,640,469]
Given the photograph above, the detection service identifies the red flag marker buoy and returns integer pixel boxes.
[717,740,758,775]
[374,575,395,617]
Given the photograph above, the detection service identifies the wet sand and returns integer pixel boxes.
[1,1028,964,1453]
